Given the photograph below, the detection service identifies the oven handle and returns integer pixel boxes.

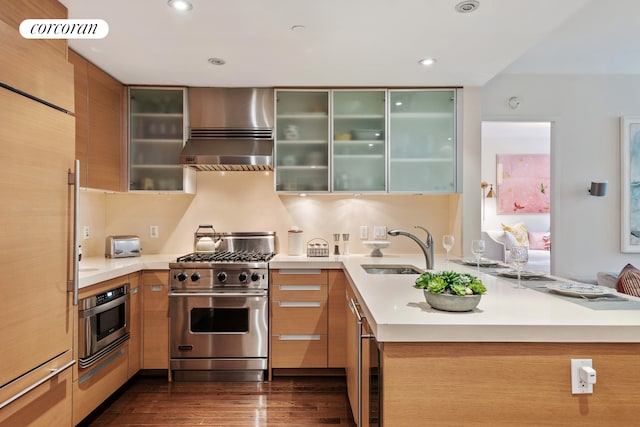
[79,293,129,318]
[169,290,268,298]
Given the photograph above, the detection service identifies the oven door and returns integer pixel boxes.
[169,290,268,359]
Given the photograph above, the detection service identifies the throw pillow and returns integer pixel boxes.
[501,223,529,248]
[616,263,640,297]
[528,231,551,251]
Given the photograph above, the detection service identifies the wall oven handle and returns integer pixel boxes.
[67,159,80,306]
[169,291,268,298]
[0,359,75,410]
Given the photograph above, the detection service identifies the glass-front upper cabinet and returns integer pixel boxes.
[129,87,191,192]
[388,89,457,193]
[332,90,386,192]
[275,90,330,192]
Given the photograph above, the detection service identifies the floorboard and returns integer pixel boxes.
[81,374,356,426]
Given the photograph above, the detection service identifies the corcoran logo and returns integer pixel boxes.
[19,19,109,39]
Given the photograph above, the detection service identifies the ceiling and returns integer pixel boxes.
[59,0,639,88]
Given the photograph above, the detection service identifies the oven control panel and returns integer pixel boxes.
[170,268,268,289]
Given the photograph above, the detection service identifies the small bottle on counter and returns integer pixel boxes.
[342,234,350,256]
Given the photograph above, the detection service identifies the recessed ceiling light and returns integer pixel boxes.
[168,0,192,11]
[419,58,437,67]
[291,25,306,32]
[208,57,226,66]
[455,1,479,13]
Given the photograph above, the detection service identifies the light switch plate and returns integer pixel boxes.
[150,225,159,238]
[373,226,387,240]
[360,226,368,239]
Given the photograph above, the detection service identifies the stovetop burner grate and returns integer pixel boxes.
[176,251,275,263]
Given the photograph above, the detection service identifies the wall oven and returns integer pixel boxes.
[78,284,130,368]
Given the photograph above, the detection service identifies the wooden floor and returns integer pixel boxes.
[82,374,356,426]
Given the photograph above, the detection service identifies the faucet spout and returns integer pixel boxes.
[388,226,434,270]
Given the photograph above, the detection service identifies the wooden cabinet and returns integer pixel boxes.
[270,269,347,371]
[73,274,133,425]
[128,272,142,377]
[68,50,125,191]
[142,270,169,369]
[328,270,347,367]
[270,269,329,368]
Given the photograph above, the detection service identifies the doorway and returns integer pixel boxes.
[481,121,552,270]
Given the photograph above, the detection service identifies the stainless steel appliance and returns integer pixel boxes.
[169,231,276,381]
[78,284,130,368]
[180,87,274,171]
[105,235,141,258]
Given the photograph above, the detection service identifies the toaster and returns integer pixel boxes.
[105,235,141,258]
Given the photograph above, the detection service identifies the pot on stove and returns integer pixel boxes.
[194,225,222,252]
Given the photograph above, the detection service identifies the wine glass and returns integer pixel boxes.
[470,240,485,271]
[510,245,529,289]
[442,235,455,263]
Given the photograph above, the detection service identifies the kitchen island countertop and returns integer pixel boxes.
[80,253,640,344]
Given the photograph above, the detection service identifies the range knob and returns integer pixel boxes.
[190,272,201,282]
[238,271,248,282]
[177,272,188,282]
[217,272,227,282]
[251,272,261,282]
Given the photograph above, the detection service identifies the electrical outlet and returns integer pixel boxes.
[83,225,90,240]
[150,225,159,238]
[373,226,387,240]
[360,226,368,239]
[571,359,594,394]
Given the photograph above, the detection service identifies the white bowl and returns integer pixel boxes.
[363,240,391,257]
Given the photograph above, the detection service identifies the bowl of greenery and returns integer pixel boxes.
[414,271,487,312]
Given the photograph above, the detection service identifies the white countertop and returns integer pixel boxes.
[80,253,640,343]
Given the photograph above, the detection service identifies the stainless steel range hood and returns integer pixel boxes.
[181,87,274,171]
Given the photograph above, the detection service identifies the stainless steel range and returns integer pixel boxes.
[169,231,276,381]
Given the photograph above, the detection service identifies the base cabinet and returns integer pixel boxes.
[142,271,169,369]
[128,272,142,377]
[0,361,73,427]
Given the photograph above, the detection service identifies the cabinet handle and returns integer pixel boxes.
[151,285,164,292]
[277,334,322,341]
[131,286,138,294]
[279,284,321,291]
[0,359,75,410]
[67,159,80,306]
[278,301,321,308]
[278,269,321,275]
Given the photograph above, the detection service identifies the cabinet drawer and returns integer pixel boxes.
[74,343,129,424]
[271,283,327,301]
[271,302,327,334]
[271,269,328,286]
[271,335,327,368]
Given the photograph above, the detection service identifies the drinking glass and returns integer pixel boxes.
[442,235,455,263]
[470,240,485,271]
[510,245,529,288]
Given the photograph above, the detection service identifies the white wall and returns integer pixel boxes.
[482,74,640,279]
[481,121,550,232]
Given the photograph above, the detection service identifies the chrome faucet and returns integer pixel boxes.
[388,225,434,270]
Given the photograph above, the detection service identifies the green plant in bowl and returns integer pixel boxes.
[414,271,487,312]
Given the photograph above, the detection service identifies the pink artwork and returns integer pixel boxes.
[496,154,550,214]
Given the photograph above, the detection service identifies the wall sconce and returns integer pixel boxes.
[588,181,608,197]
[481,182,495,223]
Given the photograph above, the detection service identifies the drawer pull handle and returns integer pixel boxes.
[279,285,321,291]
[278,301,321,308]
[277,334,322,341]
[278,269,322,275]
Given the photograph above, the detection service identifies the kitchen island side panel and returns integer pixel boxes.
[381,342,640,426]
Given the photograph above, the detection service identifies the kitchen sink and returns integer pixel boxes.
[361,264,423,275]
